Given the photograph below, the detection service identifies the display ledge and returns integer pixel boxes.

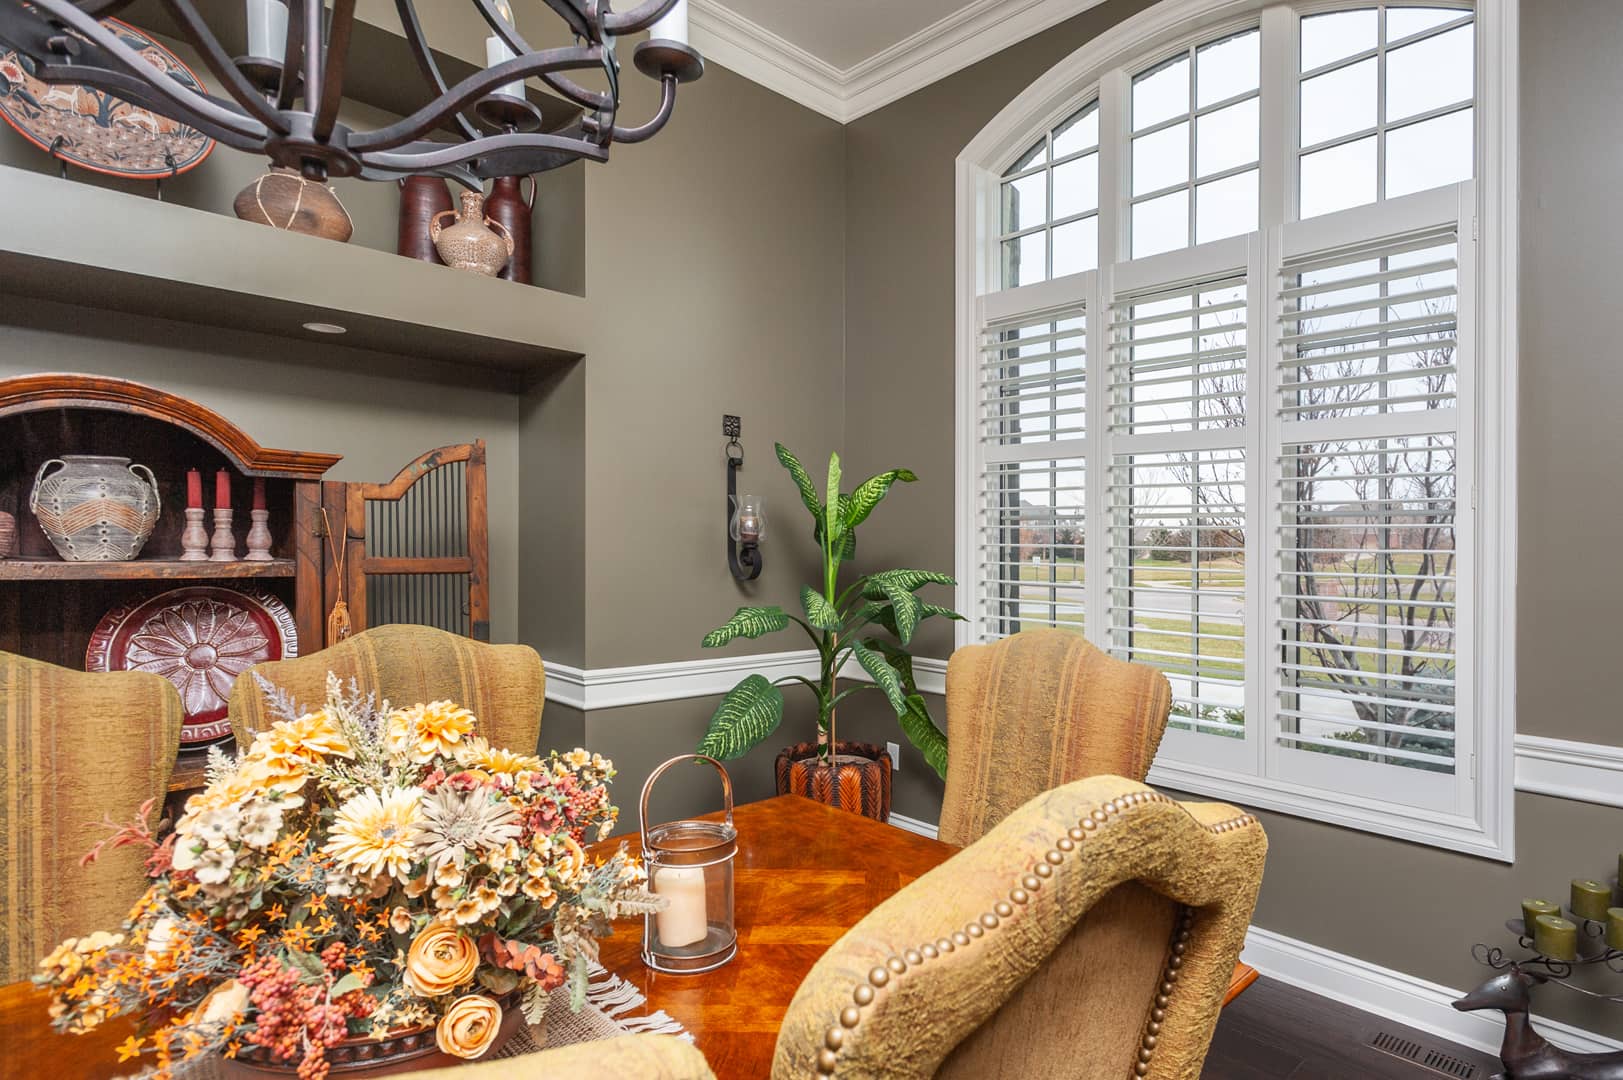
[0,557,296,580]
[0,165,588,382]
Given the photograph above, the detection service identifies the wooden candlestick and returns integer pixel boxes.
[180,507,209,561]
[210,508,237,562]
[245,508,273,561]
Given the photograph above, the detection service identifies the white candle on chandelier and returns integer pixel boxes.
[484,0,527,99]
[650,0,688,45]
[245,0,288,59]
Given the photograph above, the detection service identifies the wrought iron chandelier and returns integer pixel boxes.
[0,0,704,186]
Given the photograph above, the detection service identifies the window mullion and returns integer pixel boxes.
[1260,3,1297,228]
[1088,67,1128,650]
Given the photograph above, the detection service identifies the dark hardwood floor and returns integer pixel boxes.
[1204,977,1504,1079]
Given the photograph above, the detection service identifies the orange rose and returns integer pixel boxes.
[434,994,503,1059]
[404,925,479,997]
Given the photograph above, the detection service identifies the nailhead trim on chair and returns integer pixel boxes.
[812,790,1258,1077]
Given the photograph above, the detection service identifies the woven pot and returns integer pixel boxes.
[0,510,15,558]
[775,740,892,822]
[222,994,530,1078]
[30,455,160,562]
[234,167,354,242]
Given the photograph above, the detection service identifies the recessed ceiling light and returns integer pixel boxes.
[302,321,347,334]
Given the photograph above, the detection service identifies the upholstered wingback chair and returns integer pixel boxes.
[399,1036,715,1079]
[773,775,1266,1079]
[228,624,545,754]
[0,651,184,982]
[938,629,1172,846]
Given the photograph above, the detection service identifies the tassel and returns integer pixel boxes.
[327,599,351,645]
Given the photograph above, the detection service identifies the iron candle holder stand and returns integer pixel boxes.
[725,437,762,581]
[1471,916,1623,1001]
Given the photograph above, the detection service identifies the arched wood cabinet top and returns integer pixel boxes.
[0,374,342,479]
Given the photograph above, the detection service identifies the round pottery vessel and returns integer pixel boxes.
[0,510,15,558]
[221,994,530,1078]
[29,455,160,562]
[775,739,892,823]
[431,190,514,276]
[234,167,354,242]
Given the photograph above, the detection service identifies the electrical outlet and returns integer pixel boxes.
[886,742,901,772]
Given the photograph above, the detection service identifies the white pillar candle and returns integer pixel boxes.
[653,864,708,949]
[485,0,527,100]
[246,0,288,59]
[650,0,688,45]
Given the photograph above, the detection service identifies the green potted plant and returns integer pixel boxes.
[696,444,962,821]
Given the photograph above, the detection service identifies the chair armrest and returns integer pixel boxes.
[772,775,1266,1079]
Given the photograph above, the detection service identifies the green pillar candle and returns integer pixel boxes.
[1521,898,1562,935]
[1533,914,1579,961]
[1608,908,1623,951]
[1572,879,1611,921]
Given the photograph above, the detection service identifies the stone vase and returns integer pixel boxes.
[431,190,514,276]
[29,455,161,562]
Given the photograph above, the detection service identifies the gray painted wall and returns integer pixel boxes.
[841,0,1623,1039]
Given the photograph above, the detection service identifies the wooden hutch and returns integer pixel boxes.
[0,374,490,794]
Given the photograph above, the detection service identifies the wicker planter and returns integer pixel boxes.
[775,740,892,822]
[221,994,529,1078]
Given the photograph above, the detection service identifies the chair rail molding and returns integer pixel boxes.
[1513,735,1623,809]
[543,651,947,711]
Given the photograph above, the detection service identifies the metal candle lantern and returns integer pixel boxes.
[639,754,738,974]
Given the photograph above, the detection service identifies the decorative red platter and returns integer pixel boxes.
[87,586,297,746]
[0,18,215,180]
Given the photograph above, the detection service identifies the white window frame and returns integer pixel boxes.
[954,0,1517,860]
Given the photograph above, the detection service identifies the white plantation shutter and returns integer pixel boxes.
[1268,183,1473,816]
[974,281,1091,641]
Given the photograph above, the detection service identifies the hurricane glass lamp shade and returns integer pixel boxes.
[729,496,766,544]
[245,0,288,61]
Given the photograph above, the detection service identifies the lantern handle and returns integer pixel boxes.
[638,753,734,850]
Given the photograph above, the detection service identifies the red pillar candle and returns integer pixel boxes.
[215,469,231,509]
[186,469,202,509]
[252,476,267,511]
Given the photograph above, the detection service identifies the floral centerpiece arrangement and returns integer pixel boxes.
[35,674,659,1079]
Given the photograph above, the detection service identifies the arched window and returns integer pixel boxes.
[956,1,1516,859]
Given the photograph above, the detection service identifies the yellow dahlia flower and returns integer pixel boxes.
[453,736,543,775]
[322,786,424,882]
[385,701,477,764]
[251,708,354,765]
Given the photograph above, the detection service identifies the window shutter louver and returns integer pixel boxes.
[976,301,1090,640]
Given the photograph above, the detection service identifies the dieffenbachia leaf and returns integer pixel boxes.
[850,638,907,715]
[776,443,822,520]
[802,586,841,631]
[899,693,948,780]
[852,599,965,640]
[813,495,857,561]
[864,637,917,696]
[844,468,917,530]
[698,674,784,760]
[702,606,789,648]
[861,569,956,598]
[823,452,844,546]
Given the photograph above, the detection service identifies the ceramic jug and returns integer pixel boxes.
[431,190,514,276]
[30,455,161,561]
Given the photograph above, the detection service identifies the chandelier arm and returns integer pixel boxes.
[23,0,267,138]
[600,0,680,36]
[467,0,610,111]
[299,0,322,119]
[348,46,600,152]
[273,1,303,110]
[607,74,674,143]
[157,0,290,135]
[391,0,481,141]
[311,0,357,142]
[363,129,607,171]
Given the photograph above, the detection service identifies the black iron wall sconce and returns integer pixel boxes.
[724,415,765,581]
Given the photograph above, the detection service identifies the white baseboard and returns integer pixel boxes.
[887,811,941,839]
[1241,925,1623,1057]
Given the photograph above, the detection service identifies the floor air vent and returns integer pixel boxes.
[1368,1030,1479,1078]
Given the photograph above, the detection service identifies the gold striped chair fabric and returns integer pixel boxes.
[398,1035,715,1079]
[227,624,545,755]
[772,775,1267,1079]
[0,651,182,982]
[938,629,1172,847]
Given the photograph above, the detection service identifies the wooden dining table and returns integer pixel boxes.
[0,795,1256,1080]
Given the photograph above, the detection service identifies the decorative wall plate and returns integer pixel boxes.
[87,586,297,746]
[0,19,215,180]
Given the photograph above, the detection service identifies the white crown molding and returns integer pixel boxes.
[1242,925,1623,1057]
[1514,735,1623,809]
[691,0,1112,124]
[544,651,949,710]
